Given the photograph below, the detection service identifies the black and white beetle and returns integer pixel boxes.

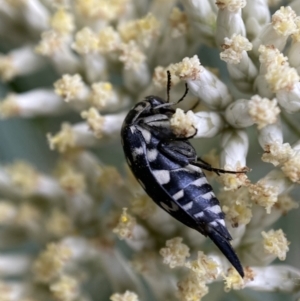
[121,72,244,277]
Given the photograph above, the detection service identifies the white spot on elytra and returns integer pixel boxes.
[160,201,179,212]
[209,221,218,227]
[130,125,137,134]
[132,147,143,161]
[172,190,184,201]
[209,219,225,228]
[147,148,158,162]
[217,219,225,226]
[207,205,222,215]
[201,191,215,200]
[191,177,207,187]
[182,201,193,211]
[194,211,204,218]
[187,164,202,173]
[153,170,170,185]
[137,126,151,143]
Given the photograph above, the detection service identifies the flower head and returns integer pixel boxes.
[2,1,300,300]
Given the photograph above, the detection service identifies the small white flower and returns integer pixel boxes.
[225,99,254,128]
[248,95,280,129]
[215,0,246,47]
[160,237,190,268]
[245,265,300,292]
[248,169,293,213]
[258,120,283,150]
[110,290,139,301]
[262,229,289,261]
[0,46,44,81]
[113,208,136,240]
[220,129,249,169]
[174,55,233,110]
[0,90,67,118]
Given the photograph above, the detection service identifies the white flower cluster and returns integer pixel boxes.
[0,1,300,301]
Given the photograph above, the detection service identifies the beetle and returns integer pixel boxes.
[120,71,244,277]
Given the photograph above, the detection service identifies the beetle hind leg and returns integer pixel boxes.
[190,160,248,176]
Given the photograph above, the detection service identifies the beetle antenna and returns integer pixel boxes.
[166,70,171,103]
[176,83,189,104]
[155,74,189,110]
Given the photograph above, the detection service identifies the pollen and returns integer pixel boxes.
[185,251,219,280]
[98,26,121,53]
[221,187,252,226]
[258,45,300,92]
[170,108,196,138]
[0,94,20,117]
[223,267,244,292]
[220,170,250,191]
[50,275,80,301]
[248,95,280,129]
[177,272,209,301]
[262,229,290,260]
[35,30,65,56]
[47,123,76,153]
[72,27,98,54]
[121,213,128,223]
[220,34,252,64]
[265,63,299,92]
[33,243,73,283]
[173,55,203,80]
[55,162,86,195]
[261,141,294,166]
[0,55,17,81]
[50,8,75,35]
[291,17,300,42]
[153,65,180,89]
[281,153,300,183]
[248,181,279,213]
[110,290,139,301]
[54,74,86,102]
[113,208,136,240]
[75,0,130,21]
[258,45,287,67]
[272,6,297,36]
[5,161,39,196]
[119,41,146,71]
[169,7,188,38]
[118,13,160,48]
[90,82,116,110]
[81,107,105,139]
[160,237,190,268]
[75,0,98,18]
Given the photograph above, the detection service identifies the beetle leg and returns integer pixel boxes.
[172,127,198,141]
[190,161,247,176]
[157,140,197,166]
